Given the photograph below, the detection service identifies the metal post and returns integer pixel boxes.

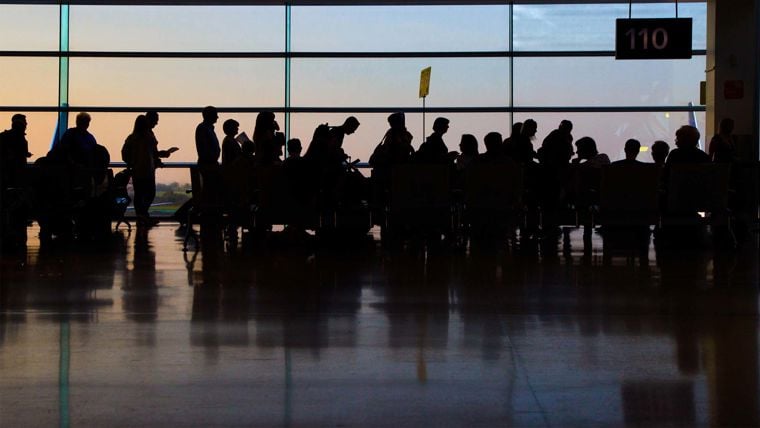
[422,96,426,142]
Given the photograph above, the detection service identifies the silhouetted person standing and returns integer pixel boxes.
[512,118,537,164]
[612,139,643,165]
[502,122,522,159]
[123,111,178,227]
[0,114,31,250]
[195,106,220,166]
[329,116,360,157]
[221,119,241,167]
[708,118,736,163]
[252,111,280,167]
[145,111,178,163]
[540,119,574,167]
[370,112,414,170]
[0,114,31,189]
[416,117,451,164]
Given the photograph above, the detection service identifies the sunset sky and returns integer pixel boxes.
[1,3,707,183]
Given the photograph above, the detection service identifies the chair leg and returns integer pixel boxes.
[183,208,194,252]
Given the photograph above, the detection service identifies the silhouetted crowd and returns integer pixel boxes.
[0,108,748,252]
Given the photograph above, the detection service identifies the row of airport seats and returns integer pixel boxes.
[0,165,131,249]
[181,162,745,250]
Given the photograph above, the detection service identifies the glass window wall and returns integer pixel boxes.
[69,6,285,52]
[0,2,709,184]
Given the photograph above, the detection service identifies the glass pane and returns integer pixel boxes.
[0,58,59,107]
[513,2,706,51]
[66,111,284,167]
[514,56,705,106]
[291,5,509,52]
[0,112,59,163]
[291,58,509,108]
[68,59,284,107]
[290,112,510,169]
[513,111,706,162]
[69,6,285,52]
[0,5,60,51]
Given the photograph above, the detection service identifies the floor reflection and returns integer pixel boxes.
[0,224,758,427]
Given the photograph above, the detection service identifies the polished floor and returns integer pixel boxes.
[1,224,759,427]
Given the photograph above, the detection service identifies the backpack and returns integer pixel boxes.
[121,138,134,168]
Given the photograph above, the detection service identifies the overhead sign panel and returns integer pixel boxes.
[616,18,692,60]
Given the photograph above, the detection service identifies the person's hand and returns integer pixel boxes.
[167,147,179,154]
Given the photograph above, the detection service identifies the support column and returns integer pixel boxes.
[706,0,758,160]
[56,1,70,146]
[284,1,292,144]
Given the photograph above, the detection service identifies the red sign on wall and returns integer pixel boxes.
[724,80,744,100]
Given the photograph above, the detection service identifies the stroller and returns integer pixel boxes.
[112,169,132,231]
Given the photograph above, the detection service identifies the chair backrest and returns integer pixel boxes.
[254,166,300,223]
[667,163,730,212]
[464,162,523,211]
[189,166,204,209]
[600,164,661,213]
[390,164,450,213]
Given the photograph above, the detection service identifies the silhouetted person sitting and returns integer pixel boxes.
[221,119,241,167]
[455,134,479,171]
[51,112,98,169]
[476,132,506,163]
[539,119,574,167]
[284,139,310,205]
[502,122,522,159]
[253,111,280,167]
[708,118,736,163]
[511,118,538,164]
[665,125,709,165]
[78,142,112,241]
[612,139,643,165]
[573,136,610,167]
[415,117,452,164]
[651,140,670,166]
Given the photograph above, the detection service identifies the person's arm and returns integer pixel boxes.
[157,147,179,158]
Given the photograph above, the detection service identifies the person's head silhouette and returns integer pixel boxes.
[202,106,218,125]
[146,110,159,129]
[10,114,27,133]
[343,116,360,135]
[522,119,537,138]
[223,119,239,137]
[651,140,670,164]
[387,112,405,130]
[433,117,450,136]
[75,112,91,130]
[624,139,641,160]
[675,125,700,149]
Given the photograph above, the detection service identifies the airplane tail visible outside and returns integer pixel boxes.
[688,101,703,151]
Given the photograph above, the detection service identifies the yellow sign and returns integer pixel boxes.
[419,67,431,98]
